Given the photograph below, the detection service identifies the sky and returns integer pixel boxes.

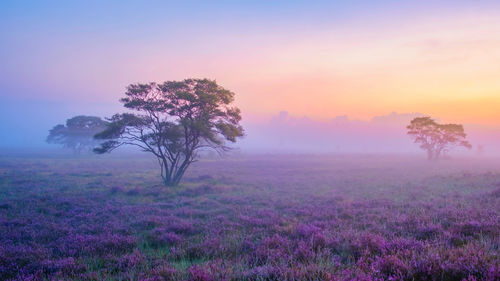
[1,0,500,149]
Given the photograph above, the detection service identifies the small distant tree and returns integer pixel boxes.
[94,78,244,186]
[47,116,108,153]
[407,117,472,160]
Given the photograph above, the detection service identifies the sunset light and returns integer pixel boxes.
[1,1,500,280]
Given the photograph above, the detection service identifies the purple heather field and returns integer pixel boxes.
[0,153,499,281]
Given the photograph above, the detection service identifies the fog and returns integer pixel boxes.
[0,99,123,149]
[240,111,500,156]
[2,99,499,158]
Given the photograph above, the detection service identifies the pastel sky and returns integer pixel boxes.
[1,0,500,147]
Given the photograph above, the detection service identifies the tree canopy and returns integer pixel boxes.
[47,115,108,153]
[407,117,472,160]
[94,78,244,186]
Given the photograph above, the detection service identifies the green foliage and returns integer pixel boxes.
[407,117,472,160]
[95,79,244,186]
[47,115,108,153]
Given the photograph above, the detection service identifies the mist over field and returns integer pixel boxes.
[240,111,500,155]
[2,108,500,156]
[1,1,500,280]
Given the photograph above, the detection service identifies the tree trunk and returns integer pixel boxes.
[164,178,175,186]
[156,152,193,187]
[158,157,176,186]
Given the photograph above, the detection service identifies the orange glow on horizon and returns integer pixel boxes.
[224,14,500,126]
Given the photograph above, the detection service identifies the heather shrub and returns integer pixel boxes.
[311,233,327,250]
[147,229,183,248]
[150,264,179,280]
[0,203,11,209]
[453,221,483,237]
[239,239,256,255]
[349,233,388,259]
[439,244,496,280]
[486,265,500,280]
[454,221,498,238]
[109,186,125,194]
[117,249,145,271]
[181,184,214,197]
[197,174,214,181]
[187,265,215,281]
[373,255,409,279]
[58,233,136,257]
[41,257,86,277]
[185,244,206,260]
[133,216,165,230]
[386,237,424,253]
[126,187,141,196]
[282,264,336,281]
[187,261,229,281]
[165,220,196,235]
[1,156,499,280]
[294,241,314,262]
[241,265,282,281]
[491,187,500,198]
[185,238,221,260]
[406,244,498,281]
[415,224,442,241]
[0,244,49,280]
[238,214,272,227]
[253,234,292,265]
[293,223,322,239]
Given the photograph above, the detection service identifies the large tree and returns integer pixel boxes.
[407,117,472,160]
[47,115,108,153]
[94,79,244,186]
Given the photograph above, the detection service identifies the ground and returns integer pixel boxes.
[0,153,499,280]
